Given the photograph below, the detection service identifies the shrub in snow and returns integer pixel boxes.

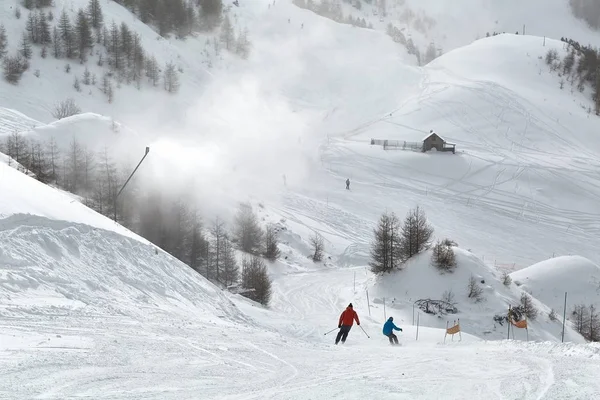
[310,231,324,262]
[441,238,458,247]
[441,289,456,305]
[549,308,558,322]
[431,240,457,272]
[52,98,81,119]
[2,55,27,84]
[519,292,538,320]
[467,274,484,302]
[501,270,512,286]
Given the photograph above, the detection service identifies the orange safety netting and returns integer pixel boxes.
[446,324,461,335]
[510,318,528,329]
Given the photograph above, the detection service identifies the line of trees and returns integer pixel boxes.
[292,0,373,29]
[4,0,182,97]
[571,303,600,342]
[546,38,600,115]
[386,23,443,66]
[113,0,223,36]
[0,133,276,305]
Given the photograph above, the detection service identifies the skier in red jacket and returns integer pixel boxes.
[335,303,360,344]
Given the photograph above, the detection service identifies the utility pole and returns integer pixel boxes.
[114,146,150,222]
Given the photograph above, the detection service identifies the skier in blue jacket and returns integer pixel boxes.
[382,317,402,345]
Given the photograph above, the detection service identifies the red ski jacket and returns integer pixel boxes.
[339,307,360,327]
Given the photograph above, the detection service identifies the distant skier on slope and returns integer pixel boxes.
[346,178,350,190]
[335,303,360,344]
[382,316,402,345]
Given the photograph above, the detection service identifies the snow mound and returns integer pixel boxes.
[21,112,143,161]
[0,214,241,322]
[369,247,584,342]
[511,256,600,311]
[0,159,139,239]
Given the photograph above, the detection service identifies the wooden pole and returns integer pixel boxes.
[562,292,568,342]
[366,290,371,316]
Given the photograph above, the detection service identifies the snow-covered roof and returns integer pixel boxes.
[422,131,446,142]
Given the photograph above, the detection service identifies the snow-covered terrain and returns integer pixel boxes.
[511,256,600,312]
[2,0,600,398]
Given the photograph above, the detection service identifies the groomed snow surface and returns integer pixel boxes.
[3,0,600,398]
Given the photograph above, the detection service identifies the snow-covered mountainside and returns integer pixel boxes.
[3,0,600,398]
[368,247,584,343]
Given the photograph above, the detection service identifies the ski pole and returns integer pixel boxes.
[324,327,338,336]
[359,325,370,338]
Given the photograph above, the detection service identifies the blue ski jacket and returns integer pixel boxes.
[382,318,401,336]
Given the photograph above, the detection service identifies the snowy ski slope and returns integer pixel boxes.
[2,0,600,398]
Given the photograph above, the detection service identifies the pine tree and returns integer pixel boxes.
[431,240,457,272]
[163,61,180,93]
[210,217,227,284]
[39,11,51,45]
[563,49,576,75]
[107,80,114,103]
[131,33,145,85]
[0,24,8,59]
[109,21,122,70]
[263,225,281,261]
[76,9,93,62]
[46,136,61,184]
[424,42,437,64]
[187,210,207,274]
[145,55,160,86]
[595,66,600,115]
[87,0,104,30]
[233,202,263,254]
[220,14,234,50]
[241,256,272,305]
[20,32,33,60]
[119,22,132,67]
[59,10,76,59]
[399,206,434,261]
[83,66,91,85]
[369,211,402,274]
[221,237,239,287]
[73,76,81,92]
[66,138,85,193]
[26,12,39,44]
[52,26,61,58]
[235,28,250,59]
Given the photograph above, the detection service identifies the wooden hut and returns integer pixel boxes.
[422,131,456,154]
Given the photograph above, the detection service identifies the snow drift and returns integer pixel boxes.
[511,256,600,312]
